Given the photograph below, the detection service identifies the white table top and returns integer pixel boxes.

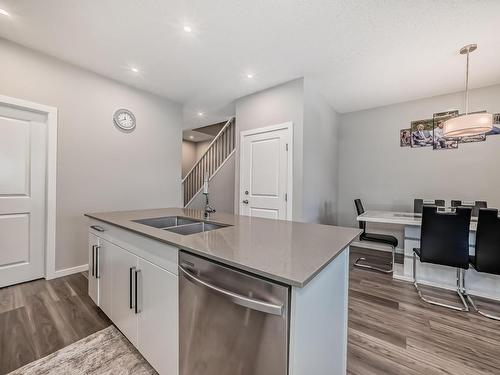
[357,210,478,231]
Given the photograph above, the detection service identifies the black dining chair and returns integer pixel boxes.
[451,200,487,217]
[466,208,500,320]
[413,199,445,214]
[354,199,398,273]
[413,205,472,311]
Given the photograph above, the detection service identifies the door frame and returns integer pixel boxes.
[239,122,293,220]
[0,95,58,280]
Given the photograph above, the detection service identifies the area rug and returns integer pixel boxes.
[8,325,157,375]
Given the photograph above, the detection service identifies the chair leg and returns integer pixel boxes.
[354,246,394,274]
[465,294,500,321]
[412,253,469,312]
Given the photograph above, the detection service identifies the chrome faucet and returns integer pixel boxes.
[203,174,216,219]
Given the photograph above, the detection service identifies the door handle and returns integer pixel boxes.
[90,225,105,232]
[91,245,96,277]
[134,269,142,314]
[242,199,249,204]
[129,267,136,309]
[95,246,100,279]
[178,265,283,316]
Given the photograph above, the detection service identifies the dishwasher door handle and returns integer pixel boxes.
[178,265,283,316]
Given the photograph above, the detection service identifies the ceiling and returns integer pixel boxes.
[182,129,213,143]
[182,121,225,142]
[1,0,500,118]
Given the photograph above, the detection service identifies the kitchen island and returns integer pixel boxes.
[85,208,360,375]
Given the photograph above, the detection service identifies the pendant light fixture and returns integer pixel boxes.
[443,44,493,137]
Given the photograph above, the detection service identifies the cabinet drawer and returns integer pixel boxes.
[88,219,178,275]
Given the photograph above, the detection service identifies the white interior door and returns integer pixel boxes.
[0,104,47,287]
[240,122,292,220]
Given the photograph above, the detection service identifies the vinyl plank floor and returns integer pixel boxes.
[1,249,499,375]
[0,307,37,374]
[0,273,111,375]
[348,247,500,375]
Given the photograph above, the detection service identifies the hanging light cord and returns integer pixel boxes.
[465,48,470,115]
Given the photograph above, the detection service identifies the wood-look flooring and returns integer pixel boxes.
[348,247,500,375]
[1,249,499,375]
[0,272,111,374]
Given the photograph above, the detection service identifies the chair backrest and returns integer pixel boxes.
[419,205,471,268]
[414,199,445,214]
[354,199,366,233]
[451,200,487,217]
[474,208,500,275]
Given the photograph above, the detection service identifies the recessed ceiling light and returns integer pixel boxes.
[130,67,140,73]
[246,74,254,79]
[189,135,194,139]
[0,8,10,16]
[183,25,192,33]
[197,112,204,116]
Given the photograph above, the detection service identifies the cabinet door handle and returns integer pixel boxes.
[129,267,136,309]
[91,245,96,277]
[95,246,101,279]
[90,225,105,232]
[134,269,142,314]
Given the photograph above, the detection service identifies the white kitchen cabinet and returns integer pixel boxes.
[137,258,178,375]
[111,242,139,346]
[88,222,179,375]
[97,238,114,319]
[88,232,99,305]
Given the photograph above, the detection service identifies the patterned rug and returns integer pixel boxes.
[8,325,157,375]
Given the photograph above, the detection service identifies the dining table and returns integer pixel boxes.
[357,210,499,302]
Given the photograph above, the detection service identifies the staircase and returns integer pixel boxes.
[182,117,235,206]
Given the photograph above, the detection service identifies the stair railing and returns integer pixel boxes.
[182,117,235,206]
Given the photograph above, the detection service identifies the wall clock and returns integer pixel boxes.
[113,109,136,131]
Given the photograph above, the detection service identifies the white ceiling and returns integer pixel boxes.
[182,129,213,143]
[1,0,500,118]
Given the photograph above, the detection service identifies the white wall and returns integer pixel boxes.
[0,38,182,271]
[303,79,339,224]
[338,84,500,242]
[234,79,304,220]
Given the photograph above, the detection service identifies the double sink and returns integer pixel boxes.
[132,216,229,235]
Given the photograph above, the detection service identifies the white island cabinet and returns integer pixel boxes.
[86,208,360,375]
[88,220,178,375]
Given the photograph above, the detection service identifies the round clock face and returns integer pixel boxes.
[113,109,136,130]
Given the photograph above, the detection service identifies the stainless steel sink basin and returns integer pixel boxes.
[133,215,230,235]
[163,222,228,235]
[133,216,199,229]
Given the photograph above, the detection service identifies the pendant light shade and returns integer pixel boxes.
[443,44,493,137]
[443,112,493,137]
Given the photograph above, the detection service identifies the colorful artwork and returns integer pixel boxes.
[406,111,499,148]
[486,113,500,136]
[410,119,434,148]
[432,111,459,150]
[400,129,411,147]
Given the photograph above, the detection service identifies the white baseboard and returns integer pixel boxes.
[351,241,404,255]
[49,264,88,280]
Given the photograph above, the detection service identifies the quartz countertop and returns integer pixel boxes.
[85,208,361,287]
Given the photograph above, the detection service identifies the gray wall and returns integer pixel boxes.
[338,84,500,242]
[0,38,182,271]
[181,140,197,178]
[195,140,211,161]
[186,153,235,214]
[234,79,304,220]
[303,79,339,224]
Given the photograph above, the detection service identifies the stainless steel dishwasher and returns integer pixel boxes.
[179,251,289,375]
